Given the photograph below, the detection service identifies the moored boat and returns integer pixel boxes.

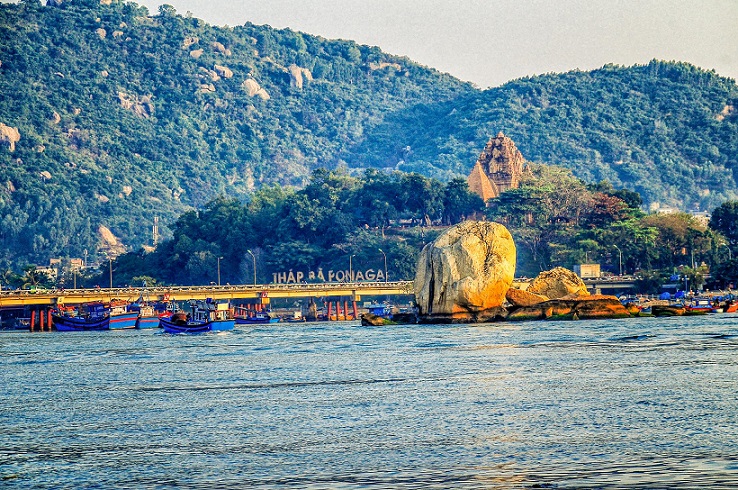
[684,298,719,315]
[234,306,280,325]
[108,300,138,329]
[160,299,234,334]
[135,304,160,329]
[52,303,110,331]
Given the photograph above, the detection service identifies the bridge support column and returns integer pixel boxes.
[48,309,53,330]
[39,309,45,330]
[344,300,349,320]
[352,301,358,321]
[30,309,36,332]
[326,302,332,320]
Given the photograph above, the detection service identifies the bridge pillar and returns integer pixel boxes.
[352,301,358,320]
[30,309,36,332]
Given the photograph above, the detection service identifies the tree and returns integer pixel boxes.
[709,201,738,246]
[442,178,484,225]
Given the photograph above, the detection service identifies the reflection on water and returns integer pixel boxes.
[2,316,738,488]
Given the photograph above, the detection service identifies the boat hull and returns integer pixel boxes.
[52,313,110,331]
[235,315,279,325]
[136,316,161,329]
[109,312,139,329]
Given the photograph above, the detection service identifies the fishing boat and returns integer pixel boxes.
[160,299,234,334]
[108,300,138,329]
[685,298,721,314]
[52,303,110,331]
[135,304,160,329]
[233,306,280,325]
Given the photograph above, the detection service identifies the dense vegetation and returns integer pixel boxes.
[91,167,735,293]
[0,0,737,278]
[348,61,738,213]
[0,0,472,269]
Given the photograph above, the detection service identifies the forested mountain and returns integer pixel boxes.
[0,0,472,267]
[347,61,738,212]
[0,0,737,271]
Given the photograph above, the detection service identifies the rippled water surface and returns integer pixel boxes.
[2,315,738,488]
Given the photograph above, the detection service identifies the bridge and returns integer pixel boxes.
[0,277,637,309]
[0,281,417,308]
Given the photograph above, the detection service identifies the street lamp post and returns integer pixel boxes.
[613,245,622,276]
[247,250,256,285]
[378,248,387,283]
[217,256,223,286]
[349,254,355,283]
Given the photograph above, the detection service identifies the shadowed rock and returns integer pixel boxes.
[507,295,631,321]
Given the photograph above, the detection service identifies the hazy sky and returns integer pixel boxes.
[2,0,733,87]
[128,0,738,88]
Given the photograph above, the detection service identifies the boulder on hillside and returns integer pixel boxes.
[0,123,20,151]
[241,79,270,100]
[414,220,516,323]
[214,64,233,79]
[527,267,590,299]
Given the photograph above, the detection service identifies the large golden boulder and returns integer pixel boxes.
[414,220,516,323]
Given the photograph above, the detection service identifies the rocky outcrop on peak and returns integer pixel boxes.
[414,220,516,323]
[98,225,126,257]
[0,123,20,152]
[241,79,270,100]
[212,42,231,56]
[214,64,233,79]
[117,92,153,118]
[288,65,313,89]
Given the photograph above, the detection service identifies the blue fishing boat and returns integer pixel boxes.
[234,306,280,325]
[52,303,109,331]
[108,301,138,329]
[160,299,234,334]
[135,304,160,329]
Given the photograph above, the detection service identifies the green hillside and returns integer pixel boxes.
[348,61,738,211]
[1,0,737,272]
[0,0,472,267]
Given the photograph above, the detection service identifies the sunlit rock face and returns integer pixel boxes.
[526,267,590,299]
[414,220,516,323]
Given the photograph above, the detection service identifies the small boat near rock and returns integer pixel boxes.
[160,299,234,334]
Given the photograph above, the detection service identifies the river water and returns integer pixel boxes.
[2,315,738,489]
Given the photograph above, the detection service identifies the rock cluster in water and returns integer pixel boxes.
[413,220,632,323]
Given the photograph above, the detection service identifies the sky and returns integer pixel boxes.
[128,0,738,88]
[1,0,735,87]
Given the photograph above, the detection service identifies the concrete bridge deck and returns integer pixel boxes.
[0,281,417,308]
[0,277,635,309]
